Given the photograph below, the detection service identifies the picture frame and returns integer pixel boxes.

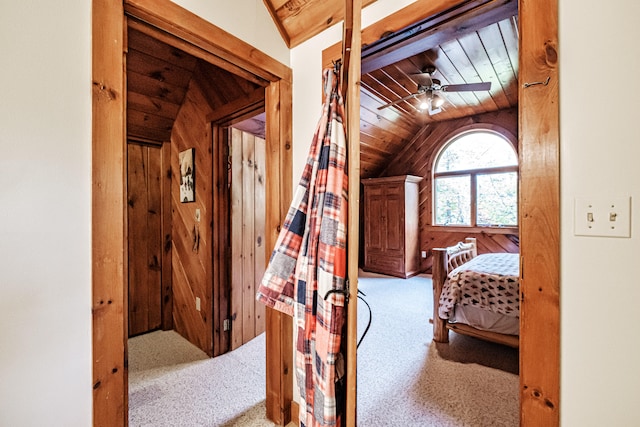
[179,148,195,203]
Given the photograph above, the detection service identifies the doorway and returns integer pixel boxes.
[230,127,268,350]
[92,0,294,424]
[320,0,559,424]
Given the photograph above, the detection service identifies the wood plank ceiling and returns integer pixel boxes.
[357,1,519,177]
[126,25,266,145]
[127,0,518,180]
[262,0,378,48]
[263,0,519,178]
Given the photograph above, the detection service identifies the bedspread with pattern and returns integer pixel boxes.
[438,253,520,320]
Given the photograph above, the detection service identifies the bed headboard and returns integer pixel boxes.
[442,237,478,271]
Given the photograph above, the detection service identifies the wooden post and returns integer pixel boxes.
[431,248,450,343]
[343,0,361,426]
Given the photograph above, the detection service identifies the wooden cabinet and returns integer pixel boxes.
[362,175,422,278]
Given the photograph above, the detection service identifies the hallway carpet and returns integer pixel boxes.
[129,272,518,426]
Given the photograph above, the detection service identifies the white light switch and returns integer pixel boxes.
[574,197,631,238]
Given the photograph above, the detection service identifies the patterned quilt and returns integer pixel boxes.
[438,253,520,320]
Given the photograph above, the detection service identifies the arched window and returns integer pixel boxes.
[433,130,518,227]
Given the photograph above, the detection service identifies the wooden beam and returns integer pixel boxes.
[519,0,560,424]
[322,0,469,68]
[361,0,518,74]
[343,0,362,426]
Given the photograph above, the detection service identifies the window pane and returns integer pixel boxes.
[476,172,518,226]
[435,176,471,225]
[436,132,517,172]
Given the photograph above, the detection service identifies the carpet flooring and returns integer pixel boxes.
[355,271,518,426]
[128,272,519,426]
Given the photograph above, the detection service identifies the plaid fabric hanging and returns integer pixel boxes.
[257,67,348,427]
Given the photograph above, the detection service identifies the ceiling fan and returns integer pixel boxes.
[377,66,492,115]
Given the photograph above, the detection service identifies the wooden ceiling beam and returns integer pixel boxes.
[361,0,517,74]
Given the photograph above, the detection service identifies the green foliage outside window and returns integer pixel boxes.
[434,131,518,227]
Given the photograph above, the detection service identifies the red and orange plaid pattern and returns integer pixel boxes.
[257,68,348,427]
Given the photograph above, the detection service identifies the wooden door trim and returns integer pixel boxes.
[518,0,559,423]
[322,0,560,425]
[343,0,362,423]
[92,0,293,424]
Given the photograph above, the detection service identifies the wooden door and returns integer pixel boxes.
[382,184,404,255]
[127,142,164,337]
[230,128,267,350]
[364,187,385,253]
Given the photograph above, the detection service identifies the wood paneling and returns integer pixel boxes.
[160,142,173,331]
[231,129,267,350]
[381,108,519,271]
[127,27,198,144]
[519,0,560,423]
[127,143,164,336]
[322,1,519,180]
[126,24,265,145]
[170,76,214,356]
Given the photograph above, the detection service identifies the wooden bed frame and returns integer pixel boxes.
[431,237,519,348]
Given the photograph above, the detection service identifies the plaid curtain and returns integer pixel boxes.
[257,68,348,427]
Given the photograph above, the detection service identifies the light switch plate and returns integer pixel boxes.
[574,197,631,238]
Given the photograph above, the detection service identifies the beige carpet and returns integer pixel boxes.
[355,271,518,426]
[128,331,278,427]
[129,272,518,426]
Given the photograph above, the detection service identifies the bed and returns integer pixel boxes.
[431,238,520,348]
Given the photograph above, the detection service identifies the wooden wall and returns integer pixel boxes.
[170,74,215,356]
[380,108,519,272]
[127,142,172,336]
[230,128,267,350]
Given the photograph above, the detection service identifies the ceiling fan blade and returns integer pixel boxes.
[377,89,425,110]
[441,82,492,92]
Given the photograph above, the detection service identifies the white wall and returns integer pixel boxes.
[0,1,92,426]
[0,1,286,426]
[171,0,290,66]
[559,0,640,425]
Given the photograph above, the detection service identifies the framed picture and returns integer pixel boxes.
[179,148,195,203]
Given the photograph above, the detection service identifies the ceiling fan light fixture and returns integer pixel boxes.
[419,99,429,110]
[432,93,444,108]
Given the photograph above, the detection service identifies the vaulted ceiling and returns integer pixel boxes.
[262,0,378,48]
[126,0,518,179]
